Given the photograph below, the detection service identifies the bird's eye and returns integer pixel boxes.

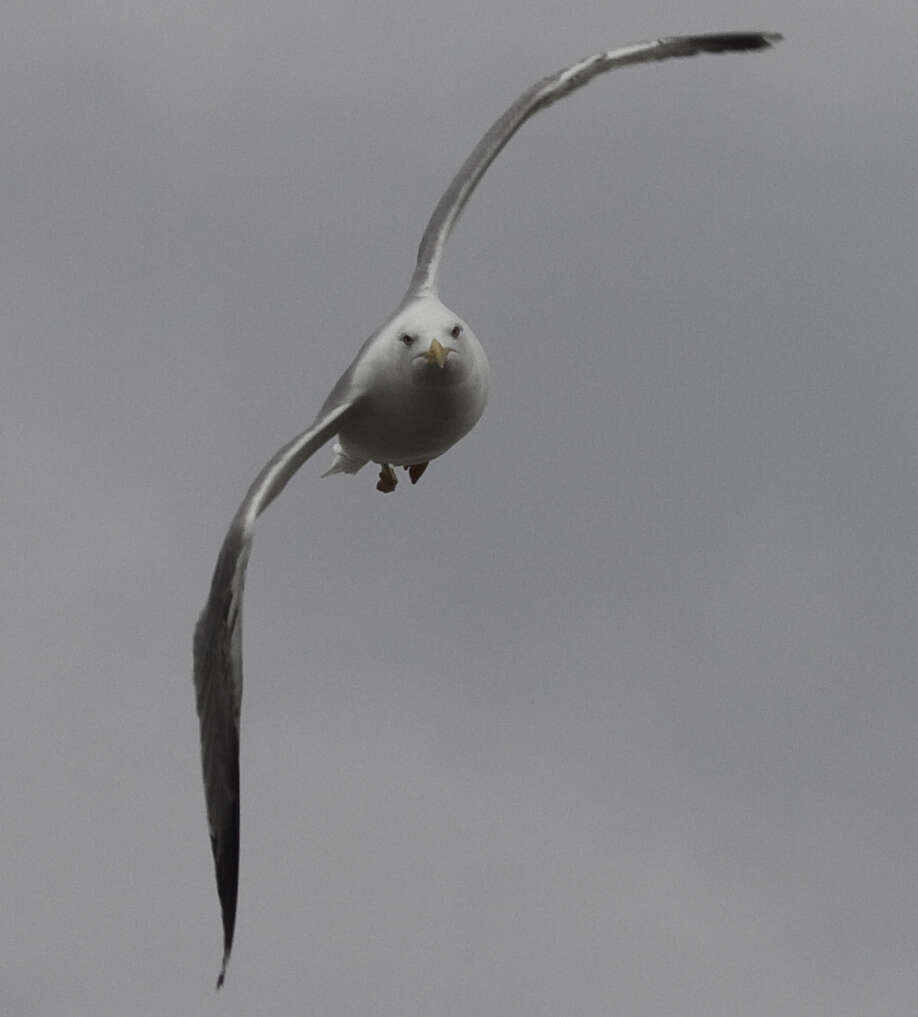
[400,333,415,346]
[450,324,462,339]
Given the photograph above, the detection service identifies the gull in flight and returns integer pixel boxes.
[193,31,782,987]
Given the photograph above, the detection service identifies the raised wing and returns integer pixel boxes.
[409,32,782,296]
[193,399,354,988]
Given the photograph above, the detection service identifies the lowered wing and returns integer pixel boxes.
[193,399,354,987]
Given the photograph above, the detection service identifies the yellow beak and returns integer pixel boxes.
[421,338,451,368]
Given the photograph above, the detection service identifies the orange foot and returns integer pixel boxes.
[407,462,429,485]
[376,463,398,493]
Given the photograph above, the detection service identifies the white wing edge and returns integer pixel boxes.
[408,31,782,297]
[193,398,354,988]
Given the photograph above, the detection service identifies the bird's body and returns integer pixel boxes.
[193,31,782,988]
[321,295,489,477]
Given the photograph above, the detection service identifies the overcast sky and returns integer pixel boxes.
[3,2,917,1015]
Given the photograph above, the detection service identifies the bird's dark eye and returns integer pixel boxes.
[450,324,462,339]
[400,333,415,346]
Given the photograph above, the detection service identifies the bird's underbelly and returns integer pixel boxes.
[338,380,487,465]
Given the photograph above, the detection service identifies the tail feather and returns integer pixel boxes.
[321,442,367,477]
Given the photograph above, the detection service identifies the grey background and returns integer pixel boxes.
[3,2,916,1014]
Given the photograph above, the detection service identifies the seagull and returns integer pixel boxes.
[193,31,782,987]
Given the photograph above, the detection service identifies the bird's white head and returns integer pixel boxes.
[360,295,489,398]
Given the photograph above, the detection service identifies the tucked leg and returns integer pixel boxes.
[376,463,398,493]
[407,462,429,485]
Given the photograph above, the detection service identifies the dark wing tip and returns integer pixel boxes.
[213,829,236,990]
[212,787,240,989]
[670,31,783,53]
[216,951,229,990]
[194,544,243,991]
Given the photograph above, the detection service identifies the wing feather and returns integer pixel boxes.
[410,32,782,295]
[193,399,353,988]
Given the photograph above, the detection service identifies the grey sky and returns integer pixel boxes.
[3,2,916,1015]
